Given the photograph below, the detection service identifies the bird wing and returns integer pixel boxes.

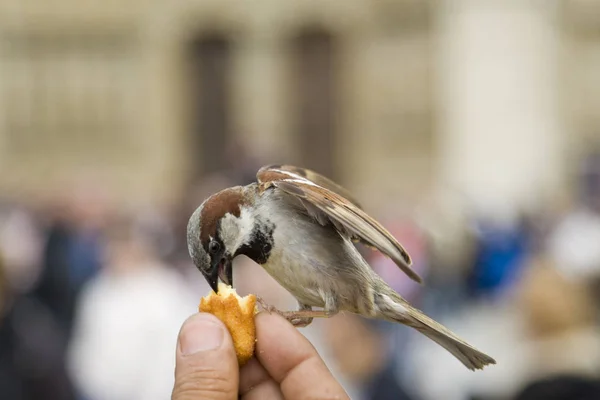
[257,165,421,283]
[256,164,362,208]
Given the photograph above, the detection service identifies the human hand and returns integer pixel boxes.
[172,311,349,399]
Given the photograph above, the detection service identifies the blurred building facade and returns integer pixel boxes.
[0,0,598,217]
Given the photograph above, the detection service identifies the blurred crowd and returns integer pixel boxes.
[2,150,600,400]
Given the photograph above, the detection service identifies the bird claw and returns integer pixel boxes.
[289,317,313,328]
[255,296,314,328]
[256,296,279,314]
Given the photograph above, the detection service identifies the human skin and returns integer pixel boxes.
[172,312,349,400]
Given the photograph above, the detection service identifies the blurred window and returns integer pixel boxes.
[292,29,337,179]
[189,35,231,178]
[0,31,137,163]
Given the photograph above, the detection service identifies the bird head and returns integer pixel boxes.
[186,185,273,292]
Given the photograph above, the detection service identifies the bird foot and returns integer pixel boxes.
[256,296,334,328]
[256,296,280,314]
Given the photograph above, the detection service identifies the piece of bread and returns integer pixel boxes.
[198,283,257,365]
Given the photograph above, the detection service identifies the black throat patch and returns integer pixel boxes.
[235,218,275,265]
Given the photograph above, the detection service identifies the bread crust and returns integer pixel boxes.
[198,283,257,365]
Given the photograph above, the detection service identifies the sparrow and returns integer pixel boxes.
[187,164,496,370]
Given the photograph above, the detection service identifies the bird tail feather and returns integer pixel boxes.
[374,289,496,370]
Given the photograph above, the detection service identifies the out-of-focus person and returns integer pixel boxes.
[33,187,107,339]
[516,258,600,381]
[368,215,428,304]
[0,202,44,293]
[67,215,197,400]
[513,374,600,400]
[323,313,416,400]
[0,250,76,400]
[547,152,600,290]
[404,255,600,400]
[467,214,530,300]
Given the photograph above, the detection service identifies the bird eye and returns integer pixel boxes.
[208,241,220,255]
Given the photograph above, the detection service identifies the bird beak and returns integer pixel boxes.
[204,265,219,294]
[207,253,233,293]
[219,255,233,288]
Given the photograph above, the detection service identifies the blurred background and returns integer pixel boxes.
[2,0,600,399]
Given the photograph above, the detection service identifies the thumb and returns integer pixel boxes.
[172,313,239,400]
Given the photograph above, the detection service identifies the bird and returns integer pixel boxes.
[186,164,496,370]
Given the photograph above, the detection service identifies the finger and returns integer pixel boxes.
[172,313,238,400]
[254,312,349,399]
[239,358,284,400]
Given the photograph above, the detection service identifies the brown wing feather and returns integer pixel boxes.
[270,179,422,284]
[257,164,362,208]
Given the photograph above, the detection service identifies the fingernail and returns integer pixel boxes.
[180,315,224,355]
